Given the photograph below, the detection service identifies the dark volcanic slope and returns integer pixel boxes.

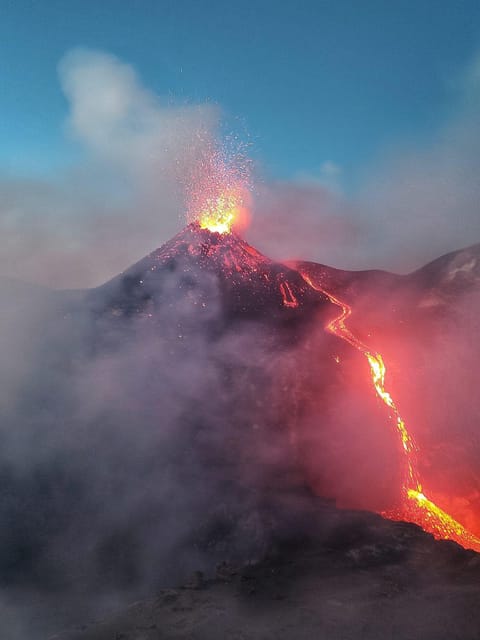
[88,223,329,327]
[292,241,480,309]
[53,498,480,640]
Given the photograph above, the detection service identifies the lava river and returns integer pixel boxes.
[299,269,480,553]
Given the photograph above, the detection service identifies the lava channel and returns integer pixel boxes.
[299,270,480,553]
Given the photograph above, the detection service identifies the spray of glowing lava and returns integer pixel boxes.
[198,189,245,235]
[185,135,251,235]
[299,270,480,553]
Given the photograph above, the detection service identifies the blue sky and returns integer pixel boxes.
[2,0,480,184]
[2,1,480,286]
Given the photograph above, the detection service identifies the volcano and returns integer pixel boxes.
[87,222,329,327]
[3,225,480,638]
[78,225,480,551]
[47,227,480,640]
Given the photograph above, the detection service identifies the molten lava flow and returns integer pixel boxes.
[299,270,480,553]
[279,281,299,308]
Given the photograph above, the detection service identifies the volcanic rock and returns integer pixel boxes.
[88,223,330,330]
[51,499,480,640]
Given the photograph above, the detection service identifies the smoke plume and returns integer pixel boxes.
[0,49,219,287]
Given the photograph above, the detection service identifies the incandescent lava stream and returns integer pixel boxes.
[296,264,480,553]
[169,171,480,553]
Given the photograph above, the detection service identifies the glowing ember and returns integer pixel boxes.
[299,270,480,553]
[186,135,251,235]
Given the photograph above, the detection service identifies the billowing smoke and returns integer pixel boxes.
[0,231,402,639]
[0,49,219,287]
[0,258,315,637]
[0,49,248,637]
[2,46,480,639]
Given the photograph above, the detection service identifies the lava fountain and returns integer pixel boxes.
[186,136,251,235]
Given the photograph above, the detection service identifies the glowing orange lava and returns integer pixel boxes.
[279,281,299,308]
[300,270,480,553]
[198,189,245,235]
[186,136,251,235]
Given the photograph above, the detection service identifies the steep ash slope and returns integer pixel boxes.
[88,223,327,327]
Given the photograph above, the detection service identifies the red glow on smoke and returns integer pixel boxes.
[180,136,480,552]
[299,268,480,552]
